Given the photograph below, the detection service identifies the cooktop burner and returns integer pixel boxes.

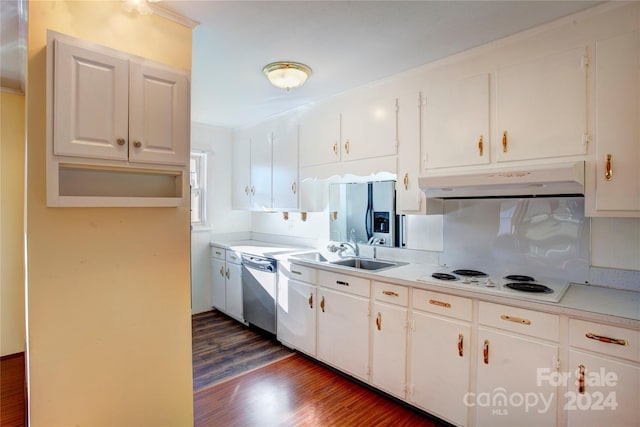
[504,275,536,282]
[504,282,554,293]
[431,273,458,281]
[452,269,488,277]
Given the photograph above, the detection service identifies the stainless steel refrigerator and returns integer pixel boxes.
[329,180,396,246]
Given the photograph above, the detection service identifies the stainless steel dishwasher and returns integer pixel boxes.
[241,253,277,334]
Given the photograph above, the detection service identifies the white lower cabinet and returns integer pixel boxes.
[210,248,243,322]
[276,263,317,356]
[371,282,409,398]
[409,290,472,426]
[317,271,370,381]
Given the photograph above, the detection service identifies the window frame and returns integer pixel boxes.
[190,151,207,228]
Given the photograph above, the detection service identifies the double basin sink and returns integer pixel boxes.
[290,251,405,272]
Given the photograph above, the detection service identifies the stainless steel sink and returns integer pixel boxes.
[329,258,401,271]
[291,252,328,262]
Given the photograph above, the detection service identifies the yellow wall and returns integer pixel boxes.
[27,1,193,425]
[1,91,26,357]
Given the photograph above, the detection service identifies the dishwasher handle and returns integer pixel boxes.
[241,254,277,272]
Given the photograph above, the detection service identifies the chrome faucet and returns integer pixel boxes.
[327,241,360,257]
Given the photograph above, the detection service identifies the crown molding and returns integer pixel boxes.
[150,4,200,29]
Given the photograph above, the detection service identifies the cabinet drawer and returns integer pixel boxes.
[287,263,317,284]
[412,289,472,322]
[479,301,559,341]
[569,319,640,362]
[318,270,370,298]
[226,250,241,264]
[211,246,225,260]
[373,281,408,306]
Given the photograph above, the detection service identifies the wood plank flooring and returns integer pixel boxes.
[192,310,293,391]
[0,352,27,427]
[194,353,446,427]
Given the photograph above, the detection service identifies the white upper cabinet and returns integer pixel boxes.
[423,73,490,169]
[272,119,299,210]
[250,125,273,210]
[341,93,397,161]
[53,40,130,161]
[231,129,252,210]
[53,39,189,166]
[395,91,422,213]
[128,61,189,165]
[299,105,341,167]
[495,45,589,162]
[591,30,640,216]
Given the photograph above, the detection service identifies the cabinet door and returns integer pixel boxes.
[277,278,316,356]
[225,262,243,322]
[372,302,407,398]
[250,126,273,210]
[129,61,189,166]
[231,131,252,210]
[341,94,397,161]
[423,73,490,169]
[593,31,640,214]
[410,312,471,427]
[299,107,341,167]
[272,119,299,210]
[317,287,369,381]
[53,39,129,160]
[495,46,588,162]
[211,258,226,311]
[476,328,559,427]
[567,350,640,427]
[396,91,423,213]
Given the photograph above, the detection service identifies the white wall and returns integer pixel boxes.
[191,122,251,313]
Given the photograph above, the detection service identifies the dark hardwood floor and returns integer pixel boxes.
[0,352,26,427]
[192,310,293,391]
[194,353,446,427]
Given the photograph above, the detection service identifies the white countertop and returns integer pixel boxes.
[210,240,639,328]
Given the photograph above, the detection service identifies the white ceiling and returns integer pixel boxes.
[158,0,602,129]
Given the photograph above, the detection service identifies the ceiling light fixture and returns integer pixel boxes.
[262,62,312,91]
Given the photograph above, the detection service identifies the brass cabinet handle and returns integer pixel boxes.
[502,131,508,153]
[229,255,237,260]
[382,290,399,297]
[458,333,464,357]
[332,142,338,155]
[308,293,313,309]
[376,312,382,331]
[117,138,126,146]
[344,139,350,154]
[578,364,586,394]
[320,296,325,312]
[403,173,409,190]
[291,269,302,276]
[429,299,451,308]
[605,154,613,181]
[500,314,531,325]
[219,266,224,277]
[291,182,297,194]
[215,250,222,256]
[225,268,230,279]
[585,332,627,346]
[244,186,249,195]
[478,135,484,156]
[483,339,490,364]
[336,280,349,287]
[133,140,142,148]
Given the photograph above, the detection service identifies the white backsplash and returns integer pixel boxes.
[441,197,589,283]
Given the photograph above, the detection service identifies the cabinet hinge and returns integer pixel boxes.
[582,132,591,145]
[581,54,590,69]
[395,99,400,114]
[417,92,422,108]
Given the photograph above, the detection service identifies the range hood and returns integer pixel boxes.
[419,161,584,198]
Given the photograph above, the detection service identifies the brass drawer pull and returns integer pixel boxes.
[500,314,531,325]
[291,181,297,194]
[382,290,399,297]
[291,270,302,276]
[336,280,349,287]
[117,137,126,146]
[502,131,508,152]
[458,333,464,357]
[308,293,313,309]
[219,266,224,277]
[403,173,409,190]
[478,135,483,156]
[429,299,451,308]
[344,139,350,154]
[605,154,613,181]
[332,142,338,155]
[578,364,586,394]
[320,296,325,312]
[483,339,490,364]
[585,332,627,346]
[376,312,382,331]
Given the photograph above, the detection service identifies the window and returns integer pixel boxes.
[190,152,207,226]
